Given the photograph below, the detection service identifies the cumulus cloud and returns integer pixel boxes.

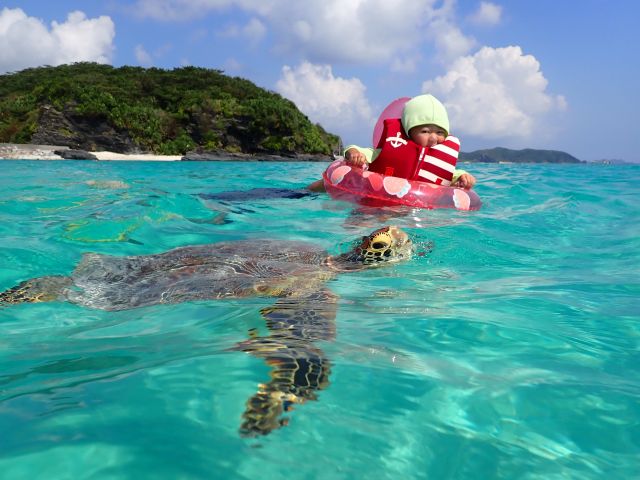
[468,2,502,26]
[266,1,440,64]
[133,0,458,64]
[0,8,114,74]
[276,62,374,137]
[422,46,567,139]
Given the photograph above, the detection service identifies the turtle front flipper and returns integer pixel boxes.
[237,337,331,437]
[0,276,72,306]
[260,287,338,341]
[235,287,337,436]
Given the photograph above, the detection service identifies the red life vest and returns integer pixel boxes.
[368,118,459,185]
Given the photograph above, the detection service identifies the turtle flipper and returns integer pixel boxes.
[235,288,337,436]
[237,337,331,437]
[0,276,72,306]
[260,288,338,341]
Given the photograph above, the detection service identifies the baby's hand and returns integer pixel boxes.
[452,173,476,189]
[345,148,367,167]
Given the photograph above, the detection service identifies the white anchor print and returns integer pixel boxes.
[385,132,407,148]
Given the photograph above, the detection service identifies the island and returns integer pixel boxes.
[0,62,340,161]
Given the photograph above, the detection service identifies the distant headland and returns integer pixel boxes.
[460,147,583,164]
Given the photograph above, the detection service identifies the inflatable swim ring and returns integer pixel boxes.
[322,159,482,211]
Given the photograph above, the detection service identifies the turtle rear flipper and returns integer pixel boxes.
[0,275,72,305]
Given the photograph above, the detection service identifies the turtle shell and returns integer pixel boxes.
[64,240,331,311]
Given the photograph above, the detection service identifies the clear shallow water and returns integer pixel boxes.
[0,160,638,479]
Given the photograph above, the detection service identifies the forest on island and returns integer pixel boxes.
[0,62,340,156]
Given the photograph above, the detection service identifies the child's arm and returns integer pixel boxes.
[344,145,377,166]
[452,170,476,189]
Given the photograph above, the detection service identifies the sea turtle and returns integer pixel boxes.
[0,226,413,436]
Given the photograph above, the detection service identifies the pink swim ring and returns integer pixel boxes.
[322,159,482,211]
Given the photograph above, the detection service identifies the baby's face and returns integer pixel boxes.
[409,124,447,147]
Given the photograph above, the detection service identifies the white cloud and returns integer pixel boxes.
[429,19,477,60]
[133,0,461,65]
[0,8,114,73]
[390,56,419,74]
[266,1,436,63]
[134,42,173,66]
[241,18,266,45]
[275,62,374,137]
[135,45,153,66]
[154,43,173,58]
[131,0,272,21]
[131,0,233,21]
[422,46,567,139]
[219,17,265,46]
[223,57,243,72]
[469,2,502,26]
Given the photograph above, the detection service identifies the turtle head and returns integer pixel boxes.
[346,226,413,267]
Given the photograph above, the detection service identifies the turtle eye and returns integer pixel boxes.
[372,241,389,250]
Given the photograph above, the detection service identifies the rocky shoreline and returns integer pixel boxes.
[0,143,333,162]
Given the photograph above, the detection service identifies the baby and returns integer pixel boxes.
[344,94,475,189]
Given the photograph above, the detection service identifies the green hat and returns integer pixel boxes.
[401,94,449,136]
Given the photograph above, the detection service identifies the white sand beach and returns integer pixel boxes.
[92,151,182,161]
[0,143,332,162]
[0,143,182,161]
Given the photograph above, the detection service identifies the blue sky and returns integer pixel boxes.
[1,0,638,162]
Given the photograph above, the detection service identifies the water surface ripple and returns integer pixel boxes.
[0,161,638,479]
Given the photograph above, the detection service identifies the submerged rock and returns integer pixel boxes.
[54,149,98,160]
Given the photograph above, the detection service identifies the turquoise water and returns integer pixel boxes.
[0,160,638,479]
